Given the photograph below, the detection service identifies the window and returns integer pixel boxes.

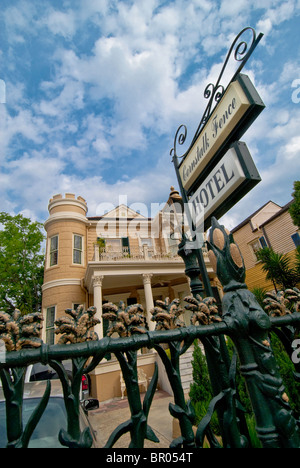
[50,236,58,266]
[106,239,122,252]
[73,303,85,312]
[249,236,268,261]
[292,233,300,248]
[73,235,83,265]
[45,306,56,345]
[122,237,130,255]
[141,238,153,248]
[259,236,268,248]
[141,238,153,257]
[127,297,137,306]
[168,236,179,256]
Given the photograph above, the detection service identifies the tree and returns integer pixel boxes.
[256,247,299,291]
[251,287,267,309]
[0,212,45,314]
[269,332,300,416]
[289,181,300,228]
[189,340,213,405]
[189,340,221,435]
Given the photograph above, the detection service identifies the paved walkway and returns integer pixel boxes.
[89,391,174,448]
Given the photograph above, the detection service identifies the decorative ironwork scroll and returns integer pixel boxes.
[0,283,300,448]
[102,302,158,448]
[170,27,263,161]
[207,218,300,448]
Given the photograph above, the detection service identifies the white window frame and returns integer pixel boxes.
[249,236,267,262]
[49,235,59,267]
[73,234,84,266]
[45,306,56,345]
[139,237,156,256]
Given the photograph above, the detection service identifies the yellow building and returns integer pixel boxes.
[232,200,300,291]
[41,192,220,401]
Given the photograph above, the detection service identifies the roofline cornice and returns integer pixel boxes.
[44,212,89,229]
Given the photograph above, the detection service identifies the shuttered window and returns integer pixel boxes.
[249,236,268,261]
[292,233,300,247]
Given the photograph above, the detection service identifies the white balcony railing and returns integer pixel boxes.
[93,244,182,262]
[92,244,211,263]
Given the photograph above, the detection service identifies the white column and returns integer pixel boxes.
[143,274,155,331]
[142,244,149,259]
[94,243,100,261]
[93,275,104,339]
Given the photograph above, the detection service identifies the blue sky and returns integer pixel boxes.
[0,0,299,230]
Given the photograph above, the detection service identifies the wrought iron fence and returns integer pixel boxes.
[1,217,300,449]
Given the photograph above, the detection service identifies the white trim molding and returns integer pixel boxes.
[44,211,88,229]
[42,278,82,292]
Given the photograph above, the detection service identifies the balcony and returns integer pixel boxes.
[93,244,182,262]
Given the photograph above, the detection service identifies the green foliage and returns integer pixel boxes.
[249,287,300,415]
[270,332,300,415]
[0,212,45,314]
[96,237,106,253]
[289,181,300,228]
[256,247,299,291]
[226,339,253,414]
[189,340,221,435]
[189,340,212,404]
[192,400,220,436]
[251,287,267,309]
[189,340,256,438]
[246,414,262,448]
[250,286,300,416]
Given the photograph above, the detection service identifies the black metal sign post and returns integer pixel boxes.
[169,27,267,447]
[172,150,213,297]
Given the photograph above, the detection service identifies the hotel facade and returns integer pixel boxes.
[41,191,221,401]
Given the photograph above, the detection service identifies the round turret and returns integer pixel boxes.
[42,194,88,344]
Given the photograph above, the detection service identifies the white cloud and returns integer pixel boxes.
[0,151,65,215]
[256,18,273,36]
[37,79,85,117]
[3,2,37,43]
[0,107,47,159]
[219,0,250,18]
[285,135,300,159]
[45,10,77,39]
[1,0,300,225]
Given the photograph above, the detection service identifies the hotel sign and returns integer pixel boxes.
[189,141,261,232]
[179,74,265,194]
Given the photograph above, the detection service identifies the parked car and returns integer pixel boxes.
[0,381,100,448]
[24,360,90,401]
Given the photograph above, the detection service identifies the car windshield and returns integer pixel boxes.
[0,397,67,448]
[29,360,72,382]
